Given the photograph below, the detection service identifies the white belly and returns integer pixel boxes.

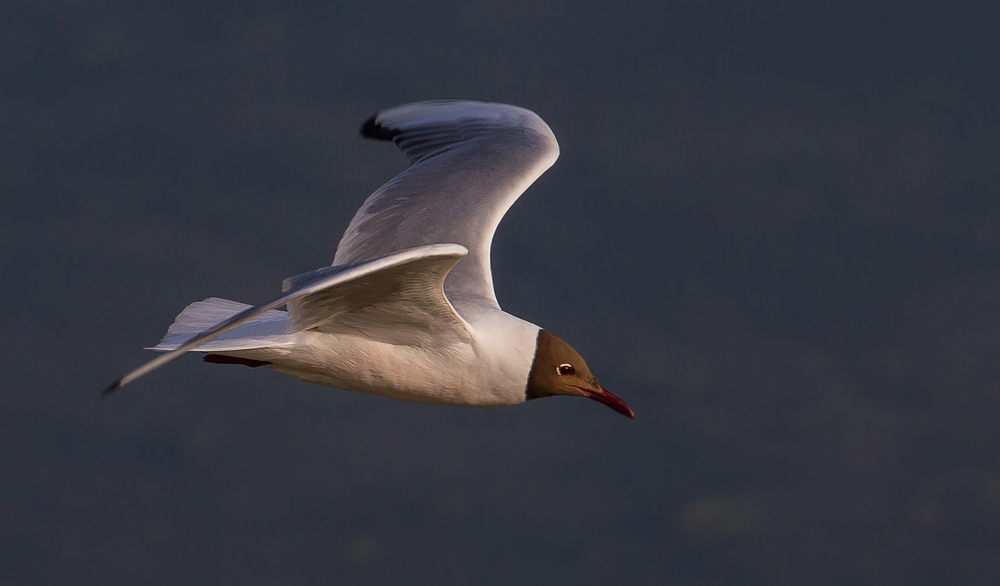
[256,330,529,407]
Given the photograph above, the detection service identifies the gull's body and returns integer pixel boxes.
[180,294,540,407]
[105,101,633,418]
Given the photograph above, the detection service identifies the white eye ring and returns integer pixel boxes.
[557,363,575,376]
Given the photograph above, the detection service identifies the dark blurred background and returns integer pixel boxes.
[3,1,999,584]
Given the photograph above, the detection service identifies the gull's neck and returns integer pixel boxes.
[454,298,542,405]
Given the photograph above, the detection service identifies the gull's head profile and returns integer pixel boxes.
[525,330,634,419]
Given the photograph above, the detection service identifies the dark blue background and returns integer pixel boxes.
[3,1,999,584]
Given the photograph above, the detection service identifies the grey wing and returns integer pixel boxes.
[335,101,560,309]
[284,244,471,346]
[104,244,470,396]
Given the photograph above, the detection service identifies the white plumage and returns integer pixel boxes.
[105,100,634,419]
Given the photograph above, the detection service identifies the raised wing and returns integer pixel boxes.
[103,244,469,396]
[336,101,560,310]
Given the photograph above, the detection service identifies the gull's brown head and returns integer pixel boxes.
[525,330,634,419]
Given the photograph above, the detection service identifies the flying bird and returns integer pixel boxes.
[104,100,634,419]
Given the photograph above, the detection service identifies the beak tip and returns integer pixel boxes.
[588,386,635,420]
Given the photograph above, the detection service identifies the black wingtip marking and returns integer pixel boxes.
[360,115,400,141]
[101,380,122,399]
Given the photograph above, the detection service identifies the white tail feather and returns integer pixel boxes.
[150,297,291,352]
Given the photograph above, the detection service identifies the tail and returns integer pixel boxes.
[150,297,291,352]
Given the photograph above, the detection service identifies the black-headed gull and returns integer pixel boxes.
[104,100,634,419]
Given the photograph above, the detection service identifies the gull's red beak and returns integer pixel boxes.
[578,386,635,419]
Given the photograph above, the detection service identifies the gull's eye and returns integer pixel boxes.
[557,364,575,376]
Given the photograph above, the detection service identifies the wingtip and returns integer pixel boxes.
[360,115,399,141]
[101,379,122,399]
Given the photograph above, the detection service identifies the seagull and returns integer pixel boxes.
[104,100,634,419]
